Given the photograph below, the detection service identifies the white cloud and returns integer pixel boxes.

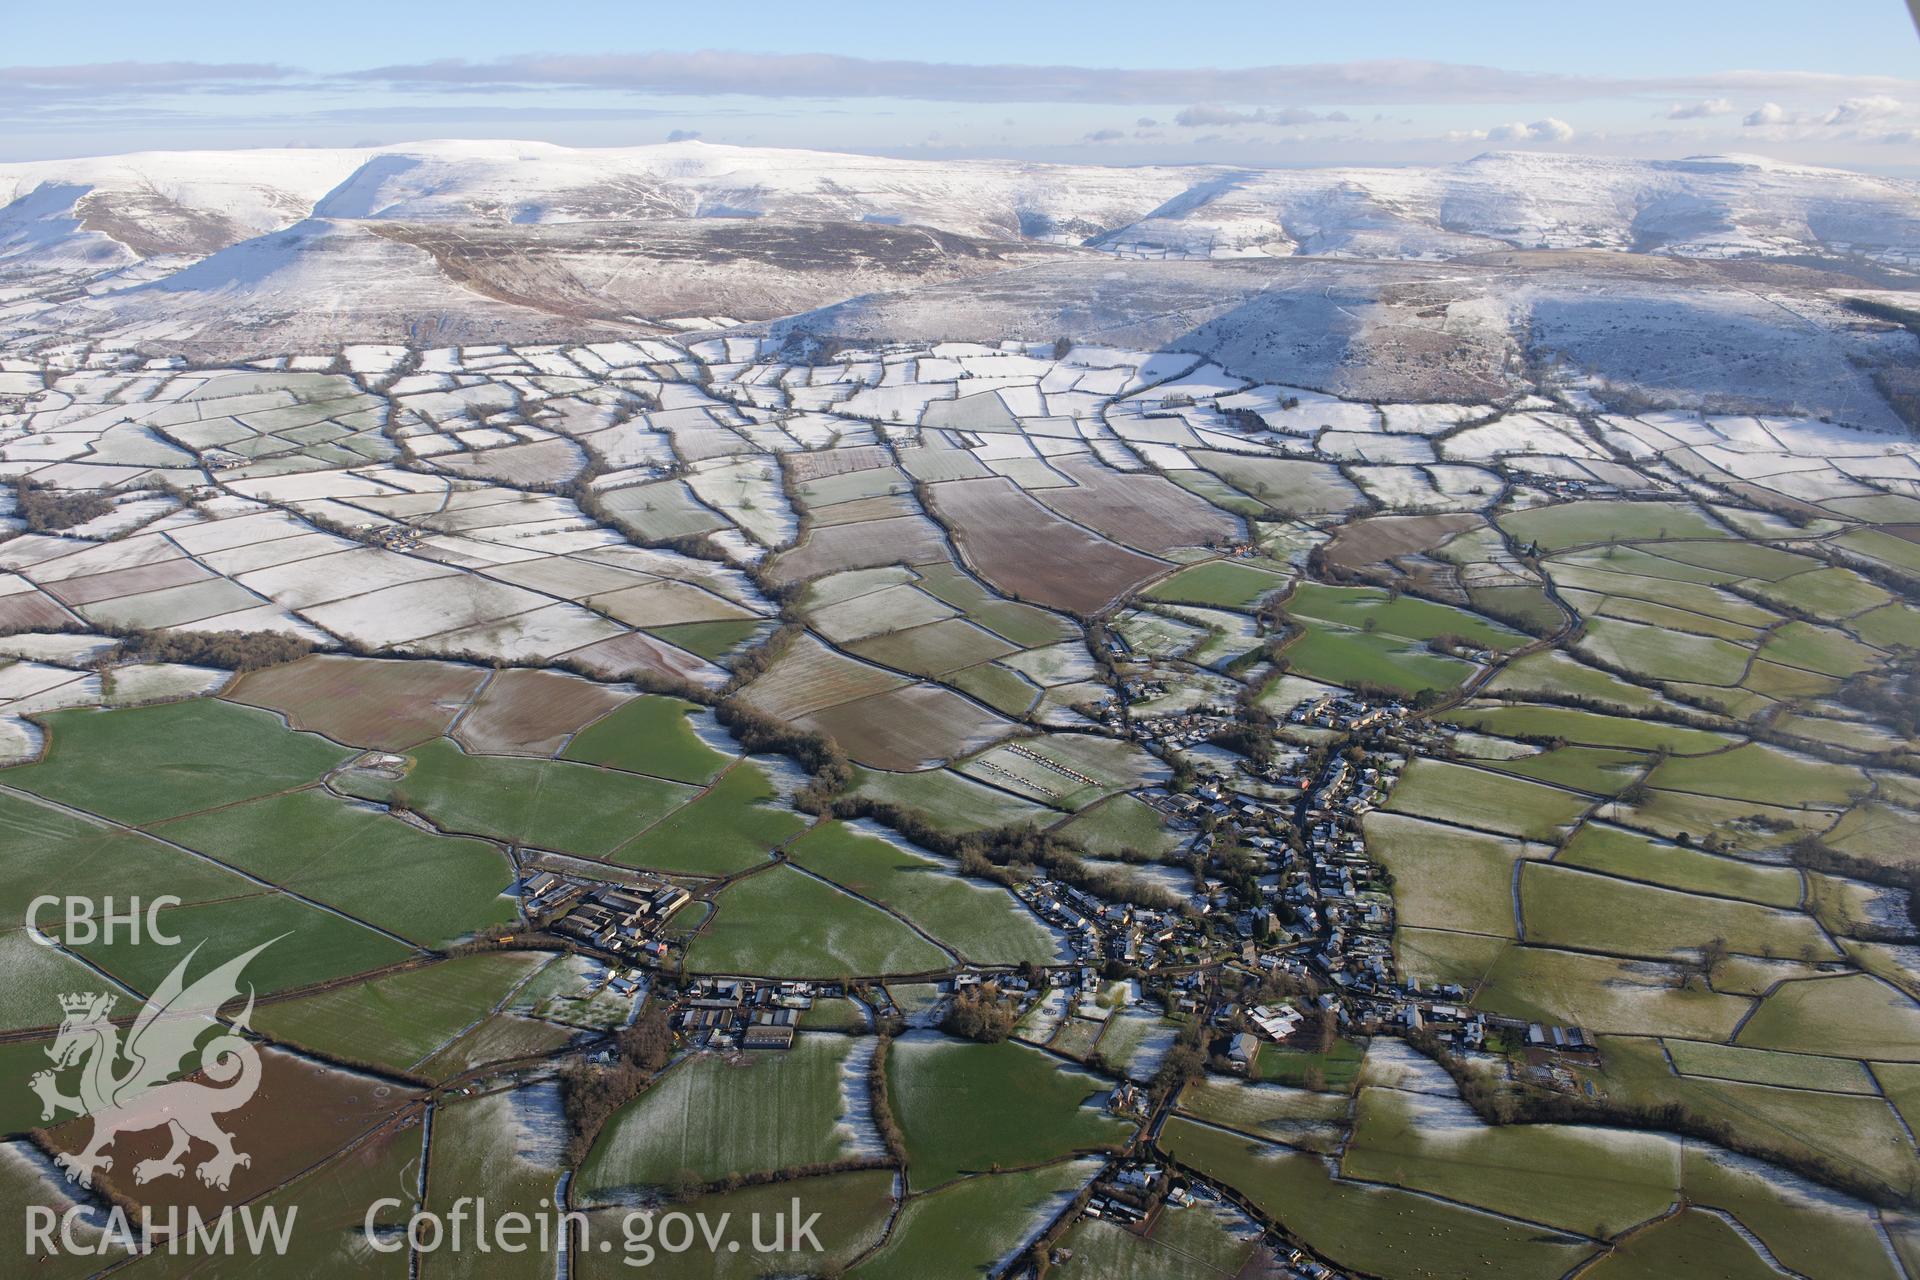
[1173,105,1351,127]
[1744,102,1789,126]
[1667,98,1734,119]
[1082,128,1124,143]
[1824,95,1903,126]
[1485,117,1575,143]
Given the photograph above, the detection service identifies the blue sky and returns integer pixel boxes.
[4,1,1918,168]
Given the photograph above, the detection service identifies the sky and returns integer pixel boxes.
[3,0,1919,170]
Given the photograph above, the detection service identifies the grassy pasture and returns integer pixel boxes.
[1382,758,1589,839]
[1057,793,1182,857]
[1342,1084,1680,1236]
[1484,649,1669,711]
[1475,947,1750,1039]
[1501,500,1731,551]
[645,617,766,660]
[1157,1118,1596,1280]
[1736,973,1920,1061]
[1756,621,1883,678]
[1364,812,1537,937]
[560,695,732,783]
[686,863,949,977]
[1663,1039,1876,1093]
[1548,560,1780,624]
[1176,1077,1351,1150]
[580,1036,858,1196]
[1646,743,1866,809]
[849,766,1051,833]
[613,762,806,875]
[156,790,515,946]
[1145,559,1292,609]
[1518,863,1836,963]
[575,1171,894,1280]
[1748,566,1892,618]
[1554,823,1802,907]
[788,821,1059,966]
[1286,583,1522,649]
[853,1159,1096,1280]
[1484,744,1649,795]
[1574,617,1751,686]
[887,1032,1130,1190]
[1055,1204,1263,1280]
[0,790,256,923]
[339,737,695,858]
[74,892,413,999]
[1581,1209,1780,1280]
[1646,540,1821,581]
[1681,1144,1903,1280]
[251,952,550,1072]
[6,699,353,825]
[1447,704,1732,754]
[1277,623,1476,696]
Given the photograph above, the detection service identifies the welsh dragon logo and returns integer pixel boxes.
[31,940,275,1192]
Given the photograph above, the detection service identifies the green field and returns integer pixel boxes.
[1144,560,1292,609]
[886,1032,1130,1190]
[613,761,808,874]
[1057,793,1183,857]
[1575,617,1751,686]
[1756,621,1883,678]
[1484,744,1649,796]
[1748,566,1892,618]
[561,695,733,783]
[788,821,1059,965]
[1735,973,1920,1061]
[0,789,258,923]
[1679,1130,1906,1280]
[1484,649,1670,711]
[1646,742,1866,809]
[852,1159,1096,1279]
[1446,704,1733,755]
[576,1170,895,1280]
[1581,1209,1780,1280]
[424,1085,567,1280]
[1286,583,1523,649]
[1176,1076,1351,1150]
[1365,812,1537,937]
[1501,500,1731,552]
[1555,823,1803,907]
[580,1035,860,1195]
[1518,862,1836,963]
[914,561,1080,648]
[849,766,1052,833]
[1054,1202,1262,1280]
[1158,1117,1597,1280]
[1383,758,1590,839]
[1278,623,1477,696]
[1343,1083,1681,1236]
[1254,1037,1367,1091]
[644,617,766,660]
[1663,1039,1877,1093]
[5,699,354,825]
[339,737,695,857]
[686,863,950,976]
[155,789,517,946]
[72,892,415,998]
[252,952,553,1072]
[1475,947,1750,1039]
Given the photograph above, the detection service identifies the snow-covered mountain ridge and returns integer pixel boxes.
[4,139,1917,268]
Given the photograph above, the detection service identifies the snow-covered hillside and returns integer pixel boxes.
[3,140,1918,270]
